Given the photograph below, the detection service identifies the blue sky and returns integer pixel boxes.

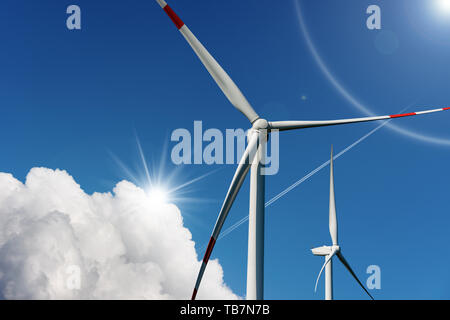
[1,0,450,299]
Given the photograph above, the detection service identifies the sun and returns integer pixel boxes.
[147,187,169,207]
[436,0,450,13]
[110,133,219,212]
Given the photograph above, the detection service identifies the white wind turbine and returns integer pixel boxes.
[155,0,449,300]
[311,146,373,300]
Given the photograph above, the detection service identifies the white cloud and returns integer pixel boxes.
[0,168,237,300]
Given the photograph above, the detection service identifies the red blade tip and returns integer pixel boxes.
[390,112,416,119]
[191,288,198,300]
[163,5,185,30]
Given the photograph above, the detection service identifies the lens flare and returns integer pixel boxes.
[294,0,450,146]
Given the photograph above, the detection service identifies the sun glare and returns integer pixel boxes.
[147,187,169,207]
[437,0,450,13]
[110,133,219,212]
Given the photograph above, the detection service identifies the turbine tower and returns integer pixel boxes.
[311,147,373,300]
[155,0,449,300]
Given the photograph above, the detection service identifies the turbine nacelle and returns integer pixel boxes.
[311,245,340,256]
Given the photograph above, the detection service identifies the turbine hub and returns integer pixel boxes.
[252,118,269,130]
[332,245,341,252]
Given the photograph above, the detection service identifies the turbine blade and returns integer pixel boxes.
[155,0,260,123]
[314,249,337,292]
[269,107,450,131]
[191,133,259,300]
[336,252,374,300]
[329,146,338,246]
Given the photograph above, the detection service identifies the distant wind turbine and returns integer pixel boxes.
[155,0,449,300]
[311,147,373,300]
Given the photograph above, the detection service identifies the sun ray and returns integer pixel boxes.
[168,168,221,194]
[135,131,153,189]
[108,150,141,185]
[111,130,219,209]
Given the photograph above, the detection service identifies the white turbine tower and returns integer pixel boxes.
[155,0,449,300]
[311,147,373,300]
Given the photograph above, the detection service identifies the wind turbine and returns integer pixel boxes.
[155,0,449,300]
[311,146,373,300]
